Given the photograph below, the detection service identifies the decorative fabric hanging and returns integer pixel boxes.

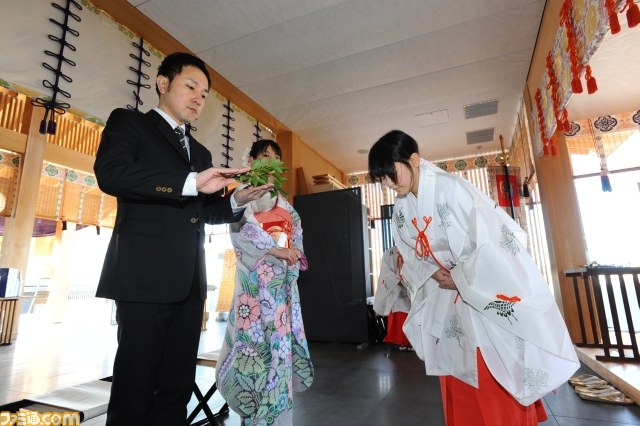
[535,89,551,156]
[588,119,612,192]
[561,0,583,94]
[546,53,571,131]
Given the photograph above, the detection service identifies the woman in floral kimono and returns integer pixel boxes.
[373,245,412,350]
[367,130,579,426]
[216,140,313,425]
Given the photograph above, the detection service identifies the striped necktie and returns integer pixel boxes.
[174,126,189,158]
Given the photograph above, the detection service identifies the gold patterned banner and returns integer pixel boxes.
[532,0,631,156]
[347,152,505,185]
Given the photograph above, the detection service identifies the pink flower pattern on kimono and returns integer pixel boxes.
[236,293,260,330]
[274,304,292,336]
[257,262,276,285]
[258,285,276,324]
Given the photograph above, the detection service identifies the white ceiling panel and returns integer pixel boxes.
[120,0,637,173]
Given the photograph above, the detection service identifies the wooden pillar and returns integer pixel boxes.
[47,220,74,323]
[533,129,588,341]
[0,106,45,340]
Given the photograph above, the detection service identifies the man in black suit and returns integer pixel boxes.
[94,52,271,425]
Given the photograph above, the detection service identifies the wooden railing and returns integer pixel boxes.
[0,86,103,157]
[563,266,640,363]
[0,297,19,345]
[0,88,29,134]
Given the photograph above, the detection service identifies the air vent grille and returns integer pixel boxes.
[466,128,494,145]
[464,99,498,119]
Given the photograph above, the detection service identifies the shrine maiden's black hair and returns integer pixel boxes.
[368,130,419,184]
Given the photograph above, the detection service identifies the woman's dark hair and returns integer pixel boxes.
[368,130,419,184]
[155,52,212,95]
[249,139,282,159]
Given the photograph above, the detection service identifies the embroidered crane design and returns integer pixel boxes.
[484,294,521,325]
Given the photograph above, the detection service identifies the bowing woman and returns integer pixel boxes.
[367,130,579,426]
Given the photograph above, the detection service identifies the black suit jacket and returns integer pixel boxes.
[94,108,241,303]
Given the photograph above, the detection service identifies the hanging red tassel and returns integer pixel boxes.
[606,0,621,33]
[549,134,558,156]
[571,75,583,93]
[562,109,571,131]
[585,65,598,94]
[562,0,585,95]
[627,0,640,27]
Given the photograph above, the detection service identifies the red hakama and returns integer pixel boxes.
[440,350,548,426]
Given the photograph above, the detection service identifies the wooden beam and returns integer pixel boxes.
[0,127,27,154]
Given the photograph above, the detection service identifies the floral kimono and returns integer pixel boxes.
[216,190,314,425]
[393,159,579,407]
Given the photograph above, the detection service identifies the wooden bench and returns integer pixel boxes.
[188,350,230,426]
[0,378,111,423]
[0,351,228,425]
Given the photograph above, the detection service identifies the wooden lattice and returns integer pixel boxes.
[36,175,63,220]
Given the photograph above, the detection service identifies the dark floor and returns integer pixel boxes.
[1,300,640,425]
[201,341,640,426]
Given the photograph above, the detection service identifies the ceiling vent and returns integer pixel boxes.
[464,99,498,119]
[466,128,494,145]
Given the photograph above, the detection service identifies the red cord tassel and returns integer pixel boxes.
[550,135,558,156]
[586,65,598,94]
[627,0,640,28]
[607,0,621,33]
[562,109,571,131]
[571,75,583,93]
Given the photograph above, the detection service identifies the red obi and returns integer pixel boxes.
[254,205,293,248]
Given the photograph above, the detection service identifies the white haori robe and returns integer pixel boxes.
[393,158,579,406]
[373,246,411,316]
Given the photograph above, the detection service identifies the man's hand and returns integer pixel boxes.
[234,184,274,206]
[196,167,250,194]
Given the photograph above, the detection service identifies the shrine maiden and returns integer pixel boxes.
[368,130,579,426]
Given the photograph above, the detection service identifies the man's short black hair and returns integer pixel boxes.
[155,52,211,95]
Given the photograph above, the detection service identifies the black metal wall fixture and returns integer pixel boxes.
[31,0,82,135]
[126,37,151,112]
[220,100,235,167]
[253,121,262,142]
